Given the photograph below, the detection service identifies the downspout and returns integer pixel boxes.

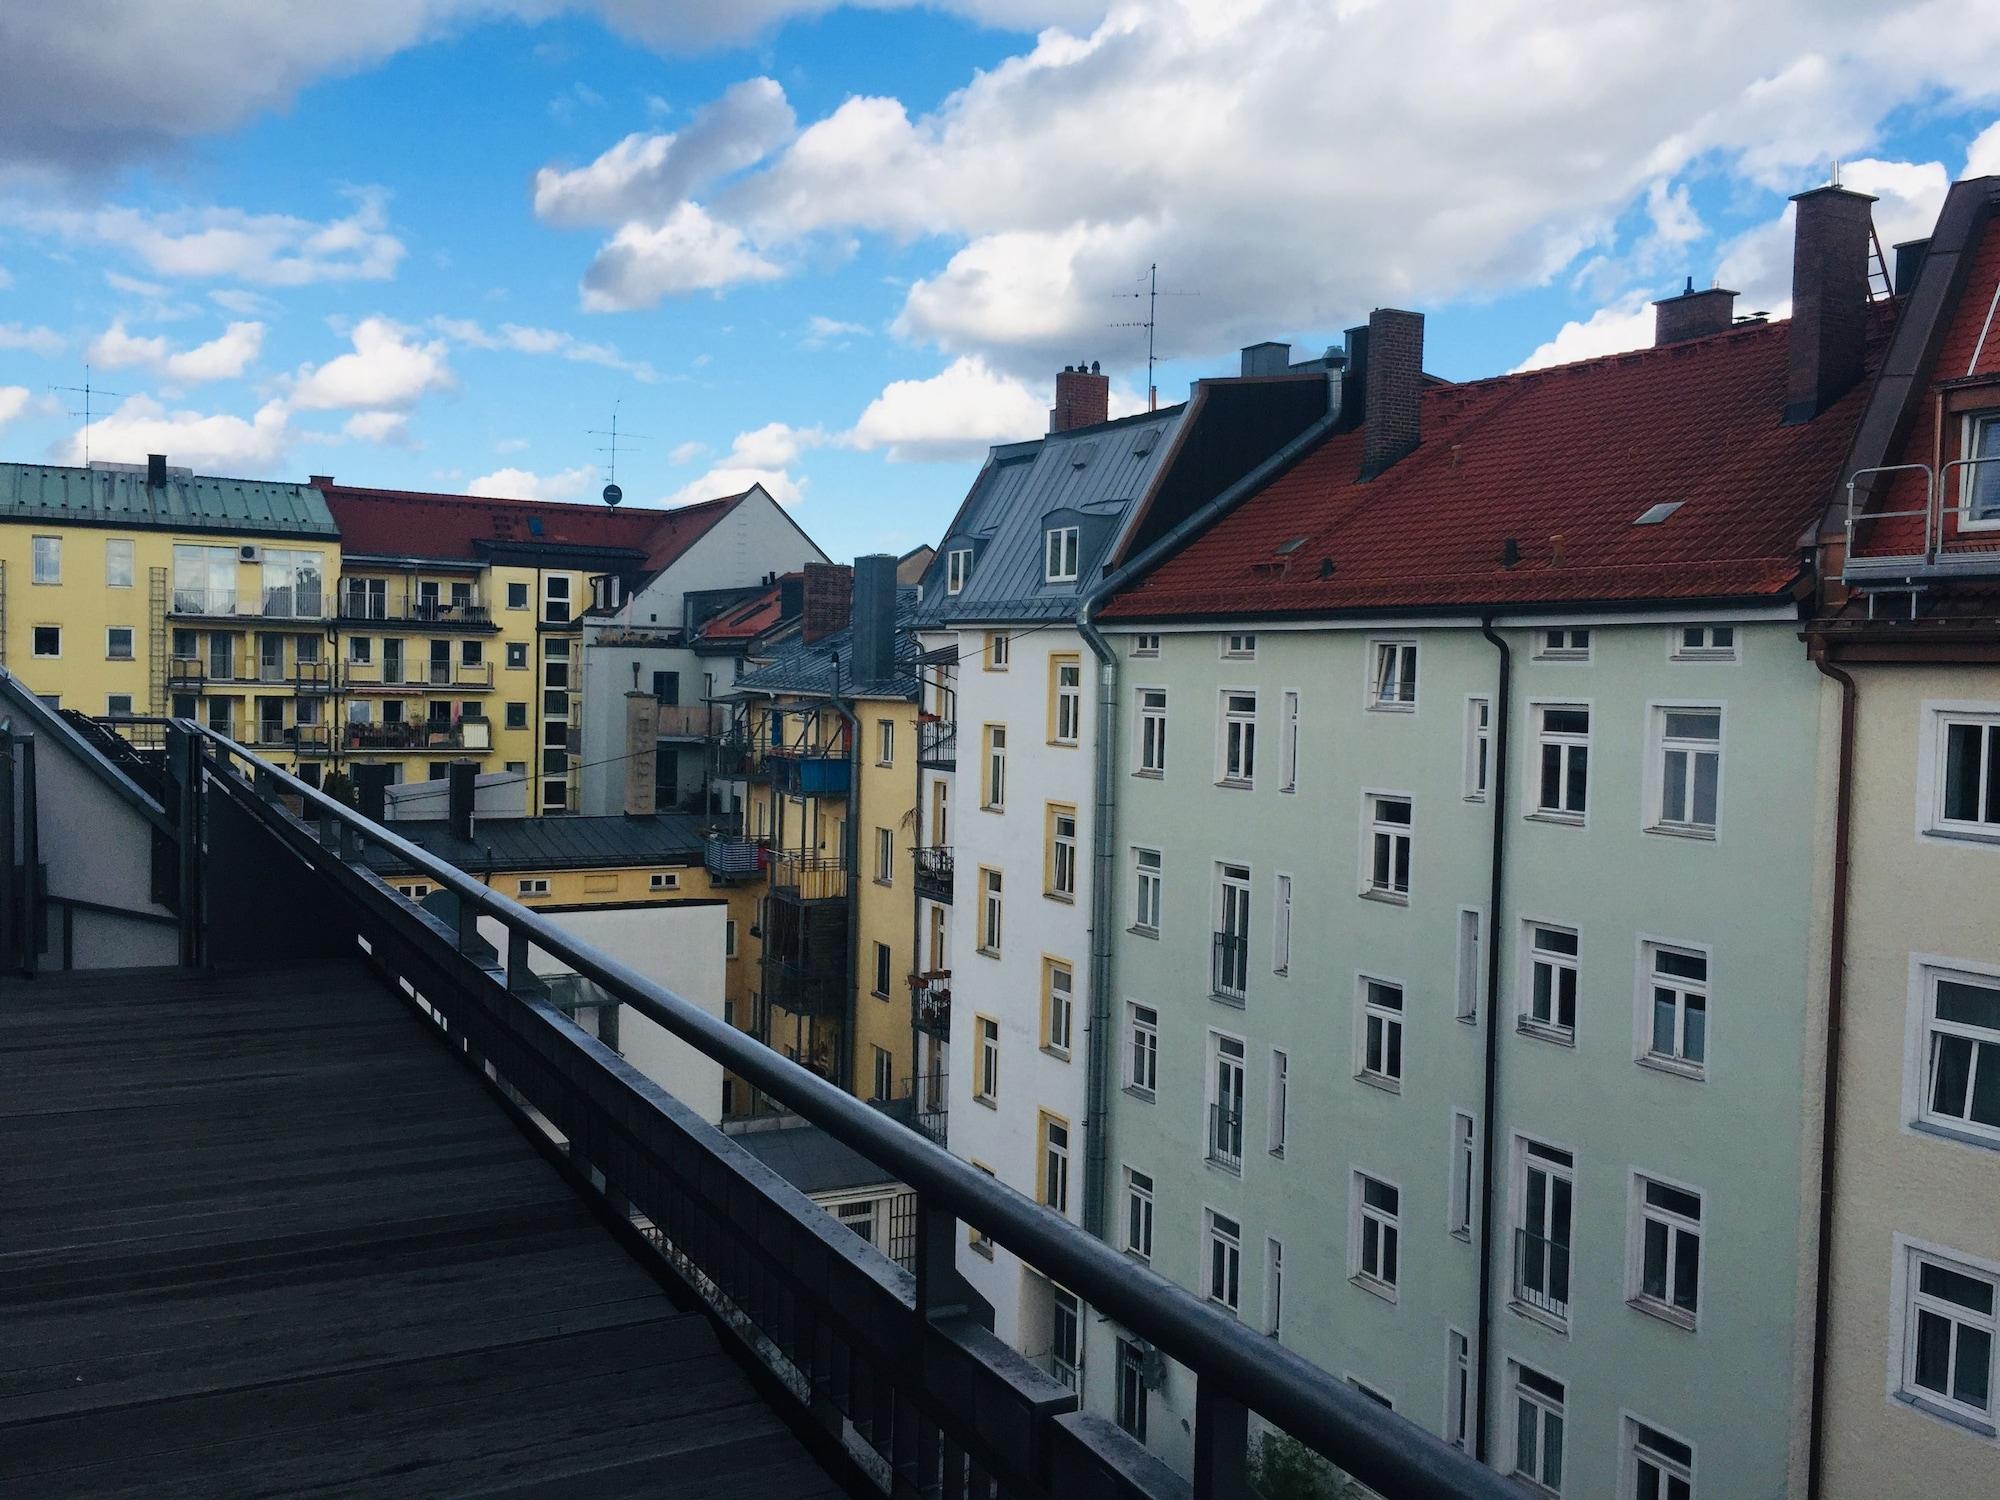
[1806,645,1856,1500]
[1473,615,1512,1465]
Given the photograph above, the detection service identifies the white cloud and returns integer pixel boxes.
[343,410,414,445]
[1514,293,1657,371]
[668,438,708,464]
[432,316,658,380]
[59,394,290,471]
[578,202,784,309]
[843,354,1047,461]
[31,189,403,286]
[0,386,30,430]
[288,316,452,411]
[662,421,820,504]
[0,322,65,356]
[210,288,281,317]
[808,314,869,338]
[105,270,168,298]
[1970,120,2000,178]
[89,318,265,382]
[466,464,596,500]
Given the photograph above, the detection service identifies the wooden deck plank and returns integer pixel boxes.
[0,961,843,1499]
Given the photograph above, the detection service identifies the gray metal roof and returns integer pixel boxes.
[733,588,923,702]
[358,811,709,876]
[915,406,1188,627]
[0,463,337,538]
[729,1119,898,1195]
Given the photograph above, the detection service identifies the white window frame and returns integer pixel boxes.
[1053,657,1082,745]
[1350,1170,1401,1299]
[1623,1415,1696,1500]
[1280,688,1300,792]
[1049,807,1077,899]
[1892,1235,2000,1430]
[875,826,894,885]
[1637,939,1710,1079]
[1124,1167,1154,1259]
[1357,975,1405,1090]
[1905,954,2000,1147]
[1957,409,2000,529]
[1449,1110,1477,1240]
[1455,907,1485,1023]
[1921,703,2000,842]
[975,1016,1000,1103]
[1219,689,1257,786]
[979,867,1003,956]
[517,878,550,897]
[1647,702,1724,838]
[1207,1030,1246,1170]
[1530,702,1592,822]
[1521,920,1580,1044]
[1508,1360,1568,1494]
[1132,847,1162,934]
[1042,1115,1070,1213]
[31,534,60,585]
[104,538,134,588]
[31,625,60,658]
[1126,1002,1158,1096]
[1628,1171,1704,1329]
[106,693,134,716]
[1045,961,1073,1055]
[1535,626,1592,661]
[988,630,1010,669]
[1445,1330,1473,1450]
[1464,695,1491,800]
[946,548,972,595]
[1671,623,1737,661]
[648,871,680,892]
[1368,637,1418,711]
[1044,525,1080,583]
[1205,1207,1243,1312]
[1137,687,1167,775]
[1363,792,1413,901]
[1222,632,1257,659]
[876,718,894,766]
[105,626,135,661]
[1130,632,1160,657]
[1512,1136,1575,1327]
[1272,872,1292,975]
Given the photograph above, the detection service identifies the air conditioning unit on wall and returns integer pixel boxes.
[239,545,262,562]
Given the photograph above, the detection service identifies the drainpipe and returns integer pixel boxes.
[1473,616,1512,1464]
[1806,645,1856,1500]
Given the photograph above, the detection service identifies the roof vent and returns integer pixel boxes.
[1132,429,1158,457]
[1318,556,1336,579]
[1501,538,1521,568]
[528,516,544,536]
[1633,501,1683,526]
[1069,441,1097,469]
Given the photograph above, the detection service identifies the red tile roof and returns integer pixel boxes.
[697,576,795,642]
[1102,309,1895,621]
[318,479,747,569]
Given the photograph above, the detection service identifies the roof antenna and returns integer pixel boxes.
[587,400,654,507]
[1111,262,1198,412]
[51,364,125,468]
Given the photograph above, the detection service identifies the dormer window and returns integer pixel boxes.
[947,548,972,595]
[1045,526,1080,584]
[1961,412,2000,528]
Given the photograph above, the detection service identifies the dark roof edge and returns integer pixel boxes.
[1098,586,1805,628]
[0,672,170,834]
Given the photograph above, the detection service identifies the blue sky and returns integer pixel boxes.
[3,1,1999,563]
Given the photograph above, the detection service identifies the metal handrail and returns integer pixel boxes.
[172,719,1513,1500]
[1843,462,1938,570]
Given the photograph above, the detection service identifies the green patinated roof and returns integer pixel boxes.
[0,463,338,538]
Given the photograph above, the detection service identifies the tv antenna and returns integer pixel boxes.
[50,364,125,467]
[586,400,654,506]
[1111,262,1197,411]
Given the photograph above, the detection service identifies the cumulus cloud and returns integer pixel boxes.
[662,421,820,504]
[579,202,784,309]
[1514,293,1657,372]
[210,288,281,317]
[30,189,403,286]
[343,410,414,445]
[0,322,65,357]
[0,265,13,290]
[88,318,266,382]
[287,316,452,411]
[0,386,30,430]
[433,316,658,380]
[843,355,1048,461]
[58,394,290,471]
[466,464,596,500]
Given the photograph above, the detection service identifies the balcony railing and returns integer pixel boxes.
[421,661,495,688]
[136,722,1514,1500]
[1513,1227,1571,1323]
[169,657,333,691]
[911,972,951,1040]
[703,833,765,882]
[342,722,467,752]
[336,584,492,626]
[655,704,723,738]
[918,717,957,769]
[170,587,327,620]
[1207,1101,1244,1173]
[768,850,848,903]
[1842,458,2000,584]
[907,1069,949,1147]
[766,745,851,799]
[1212,930,1249,1004]
[913,844,954,904]
[760,955,848,1019]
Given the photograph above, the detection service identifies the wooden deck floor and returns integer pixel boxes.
[0,962,847,1499]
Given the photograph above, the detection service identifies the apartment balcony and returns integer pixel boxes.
[767,849,848,904]
[1842,458,2000,586]
[170,586,328,622]
[1207,1101,1244,1173]
[911,971,951,1040]
[913,844,954,904]
[1211,930,1249,1005]
[336,583,493,627]
[702,833,766,883]
[249,721,334,752]
[655,703,724,739]
[1513,1227,1572,1323]
[760,955,847,1019]
[765,746,851,799]
[917,717,957,770]
[907,1069,949,1146]
[169,657,334,693]
[340,721,473,753]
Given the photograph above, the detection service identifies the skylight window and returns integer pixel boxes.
[1276,536,1308,555]
[1634,501,1684,526]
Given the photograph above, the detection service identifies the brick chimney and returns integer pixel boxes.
[1359,308,1423,480]
[1785,185,1876,425]
[1049,361,1109,433]
[1653,279,1738,345]
[623,690,659,817]
[801,562,853,644]
[850,553,898,685]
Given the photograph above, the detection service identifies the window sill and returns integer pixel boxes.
[1450,1227,1472,1245]
[976,947,1001,961]
[1204,1156,1242,1179]
[1922,823,2000,849]
[1456,1013,1479,1027]
[1042,1046,1072,1063]
[1894,1389,1999,1438]
[1636,1053,1705,1083]
[1627,1296,1697,1332]
[980,803,1004,815]
[1360,887,1410,907]
[1534,652,1591,664]
[1269,1146,1285,1161]
[1911,1117,2000,1153]
[1350,1274,1398,1304]
[969,1239,995,1259]
[973,1094,998,1111]
[869,990,890,1002]
[1670,653,1737,664]
[873,878,893,888]
[1210,990,1247,1011]
[1128,925,1159,940]
[1645,822,1717,843]
[1516,1020,1576,1048]
[1043,892,1075,906]
[1048,740,1079,751]
[1132,768,1163,780]
[1355,1072,1402,1096]
[1215,778,1254,791]
[1507,1299,1570,1337]
[1524,811,1586,828]
[1366,701,1417,714]
[1122,1085,1156,1104]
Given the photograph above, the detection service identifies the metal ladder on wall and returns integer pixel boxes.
[148,567,168,715]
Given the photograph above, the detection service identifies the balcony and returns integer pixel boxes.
[249,721,333,751]
[1841,458,2000,585]
[760,955,847,1019]
[907,1069,949,1146]
[1513,1227,1572,1323]
[1212,930,1249,1005]
[169,657,334,693]
[918,717,957,769]
[911,971,951,1040]
[341,721,470,753]
[768,849,848,903]
[1207,1100,1244,1173]
[655,703,724,739]
[170,586,327,622]
[336,583,493,627]
[703,833,765,882]
[766,745,851,799]
[913,843,954,903]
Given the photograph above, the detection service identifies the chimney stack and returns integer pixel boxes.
[1049,361,1110,432]
[352,763,391,824]
[1653,279,1739,344]
[623,691,659,817]
[1893,237,1931,297]
[778,572,805,623]
[1359,308,1424,480]
[447,760,476,841]
[1240,341,1292,377]
[801,562,853,644]
[1785,184,1876,424]
[146,453,167,488]
[851,553,897,686]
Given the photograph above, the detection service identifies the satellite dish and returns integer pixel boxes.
[602,482,623,507]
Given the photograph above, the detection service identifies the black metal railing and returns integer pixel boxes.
[1212,931,1248,1004]
[913,844,954,904]
[918,718,957,769]
[156,720,1514,1500]
[907,1069,949,1148]
[1207,1101,1244,1173]
[1513,1227,1571,1322]
[760,955,848,1019]
[336,584,492,626]
[912,972,951,1039]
